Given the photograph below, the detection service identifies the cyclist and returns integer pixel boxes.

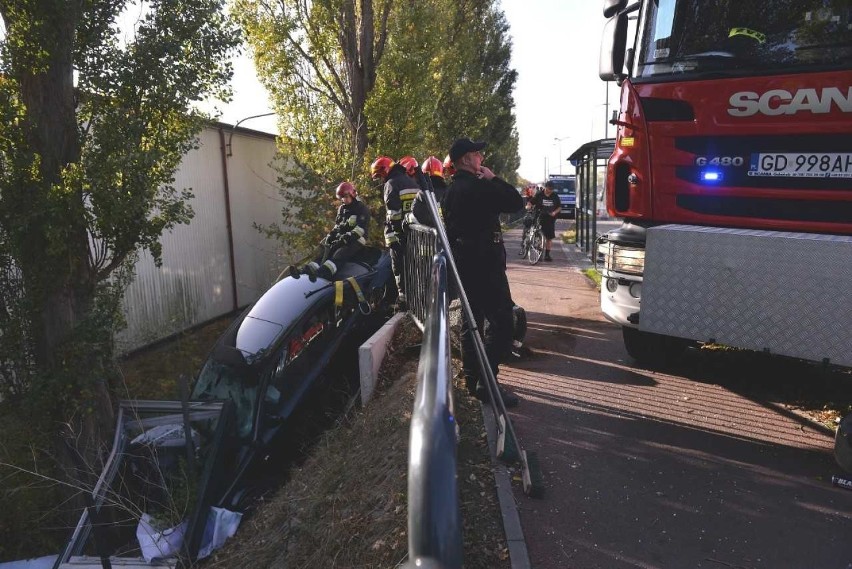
[529,180,561,262]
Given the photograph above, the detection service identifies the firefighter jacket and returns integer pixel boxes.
[383,164,420,246]
[330,198,370,246]
[410,175,447,228]
[441,170,523,244]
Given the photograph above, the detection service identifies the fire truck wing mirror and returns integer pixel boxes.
[603,0,627,18]
[600,12,628,82]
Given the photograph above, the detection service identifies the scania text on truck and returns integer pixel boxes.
[597,0,852,367]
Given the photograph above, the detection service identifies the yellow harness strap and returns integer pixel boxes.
[346,277,366,305]
[335,277,366,308]
[335,280,344,307]
[728,27,766,44]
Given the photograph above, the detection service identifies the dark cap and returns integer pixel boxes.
[449,138,487,162]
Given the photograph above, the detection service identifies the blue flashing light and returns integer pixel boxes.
[700,170,722,182]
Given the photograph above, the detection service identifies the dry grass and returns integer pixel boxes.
[203,317,510,569]
[117,315,233,400]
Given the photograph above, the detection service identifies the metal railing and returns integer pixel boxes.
[403,249,461,568]
[405,224,441,329]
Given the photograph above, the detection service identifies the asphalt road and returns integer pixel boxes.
[500,222,852,569]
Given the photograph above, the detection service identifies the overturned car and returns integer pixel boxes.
[191,247,393,506]
[53,248,394,568]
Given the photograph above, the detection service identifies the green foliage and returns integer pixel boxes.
[582,267,602,289]
[0,406,66,561]
[0,0,240,400]
[0,0,239,557]
[236,0,521,252]
[368,0,520,180]
[234,0,389,251]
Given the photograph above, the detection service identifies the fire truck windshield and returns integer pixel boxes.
[634,0,852,80]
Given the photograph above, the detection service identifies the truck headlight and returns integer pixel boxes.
[604,242,645,275]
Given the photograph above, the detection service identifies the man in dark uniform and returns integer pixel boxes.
[371,155,420,310]
[288,181,370,281]
[529,180,562,261]
[441,138,523,407]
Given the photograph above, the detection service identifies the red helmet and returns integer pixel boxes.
[370,156,395,180]
[443,154,455,177]
[335,181,356,199]
[421,156,443,177]
[398,155,418,177]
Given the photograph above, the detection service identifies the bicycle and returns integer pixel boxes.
[519,211,545,265]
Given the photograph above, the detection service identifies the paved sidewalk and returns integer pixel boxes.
[475,224,599,569]
[493,225,850,569]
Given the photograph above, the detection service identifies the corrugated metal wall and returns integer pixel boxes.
[117,125,290,353]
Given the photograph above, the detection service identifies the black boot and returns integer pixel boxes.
[284,265,301,279]
[544,251,553,262]
[303,263,319,282]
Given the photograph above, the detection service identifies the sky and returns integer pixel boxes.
[0,2,616,182]
[212,0,618,183]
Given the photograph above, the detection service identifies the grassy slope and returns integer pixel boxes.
[203,317,511,569]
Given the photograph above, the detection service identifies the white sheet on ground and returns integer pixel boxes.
[197,507,243,560]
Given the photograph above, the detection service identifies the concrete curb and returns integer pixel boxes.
[481,403,531,569]
[358,312,408,405]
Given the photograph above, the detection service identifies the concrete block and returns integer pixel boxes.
[358,312,407,405]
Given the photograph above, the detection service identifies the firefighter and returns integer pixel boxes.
[441,137,523,406]
[410,155,447,227]
[529,180,561,261]
[443,154,455,179]
[371,155,420,310]
[286,181,370,281]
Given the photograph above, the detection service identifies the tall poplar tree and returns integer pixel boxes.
[0,0,239,534]
[238,0,521,251]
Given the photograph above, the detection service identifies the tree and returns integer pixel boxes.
[234,0,396,253]
[364,0,519,179]
[236,0,392,164]
[239,0,521,253]
[0,0,239,535]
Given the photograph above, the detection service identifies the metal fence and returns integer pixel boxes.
[405,224,440,329]
[402,224,462,568]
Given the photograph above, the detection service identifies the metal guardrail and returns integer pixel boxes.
[402,225,462,568]
[405,224,440,329]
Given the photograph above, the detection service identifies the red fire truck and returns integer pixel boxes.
[598,0,852,366]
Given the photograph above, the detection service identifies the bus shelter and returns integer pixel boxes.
[568,138,615,258]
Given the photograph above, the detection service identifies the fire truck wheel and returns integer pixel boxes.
[621,326,689,367]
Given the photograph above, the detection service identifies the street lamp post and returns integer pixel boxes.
[227,111,276,156]
[553,137,571,175]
